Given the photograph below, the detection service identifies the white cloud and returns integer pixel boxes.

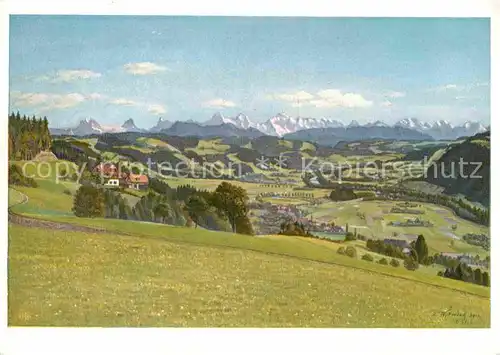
[313,89,373,108]
[203,98,237,108]
[88,92,105,100]
[38,69,102,83]
[428,82,489,93]
[270,89,372,108]
[55,70,101,82]
[109,98,139,106]
[10,91,92,111]
[380,100,393,107]
[271,90,315,102]
[385,91,406,98]
[123,62,167,75]
[109,97,167,115]
[148,104,167,115]
[10,91,166,118]
[426,84,460,93]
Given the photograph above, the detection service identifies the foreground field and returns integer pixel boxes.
[9,224,489,327]
[9,213,490,298]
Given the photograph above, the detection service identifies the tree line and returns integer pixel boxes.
[9,111,52,160]
[72,179,254,235]
[439,263,490,287]
[366,235,429,271]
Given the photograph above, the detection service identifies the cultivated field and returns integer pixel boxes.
[301,200,489,257]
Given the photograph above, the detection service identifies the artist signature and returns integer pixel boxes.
[432,307,481,324]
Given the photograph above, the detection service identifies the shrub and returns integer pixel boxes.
[356,234,367,241]
[378,258,388,265]
[361,254,374,262]
[404,257,419,271]
[354,190,376,199]
[63,188,72,195]
[329,188,357,201]
[8,164,38,188]
[437,271,444,277]
[337,247,346,255]
[345,246,357,258]
[345,232,356,241]
[390,259,400,267]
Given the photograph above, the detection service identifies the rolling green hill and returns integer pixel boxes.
[425,132,490,205]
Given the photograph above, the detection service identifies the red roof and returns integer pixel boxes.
[127,174,149,184]
[94,163,118,177]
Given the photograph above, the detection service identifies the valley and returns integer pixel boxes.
[8,111,491,327]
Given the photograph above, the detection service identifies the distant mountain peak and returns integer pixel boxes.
[150,116,173,132]
[122,118,136,127]
[365,120,389,127]
[120,118,144,132]
[348,120,360,127]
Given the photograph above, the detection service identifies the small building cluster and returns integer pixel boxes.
[382,238,413,255]
[389,217,433,227]
[93,163,149,190]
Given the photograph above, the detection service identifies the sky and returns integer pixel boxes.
[9,16,490,129]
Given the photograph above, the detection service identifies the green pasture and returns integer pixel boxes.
[301,200,489,257]
[8,224,489,327]
[13,160,79,181]
[186,139,230,155]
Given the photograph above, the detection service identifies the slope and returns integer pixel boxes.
[8,224,490,327]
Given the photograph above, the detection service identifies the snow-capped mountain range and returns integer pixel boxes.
[394,117,488,140]
[50,114,488,140]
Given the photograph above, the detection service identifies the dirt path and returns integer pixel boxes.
[8,188,108,234]
[8,213,109,234]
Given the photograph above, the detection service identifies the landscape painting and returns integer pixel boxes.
[8,16,490,327]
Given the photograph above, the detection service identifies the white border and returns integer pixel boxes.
[1,1,498,355]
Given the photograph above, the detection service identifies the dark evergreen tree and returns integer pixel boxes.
[414,234,429,264]
[473,268,483,285]
[482,271,489,287]
[72,185,105,218]
[8,112,53,160]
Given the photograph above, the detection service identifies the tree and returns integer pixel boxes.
[414,234,429,264]
[473,268,483,285]
[390,259,400,267]
[362,254,374,262]
[185,195,209,228]
[482,271,490,287]
[345,246,357,258]
[154,203,172,223]
[8,112,52,160]
[212,182,249,233]
[235,215,254,235]
[378,258,388,265]
[72,185,105,217]
[404,257,419,271]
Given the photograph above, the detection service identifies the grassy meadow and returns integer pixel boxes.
[301,199,489,257]
[8,224,489,327]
